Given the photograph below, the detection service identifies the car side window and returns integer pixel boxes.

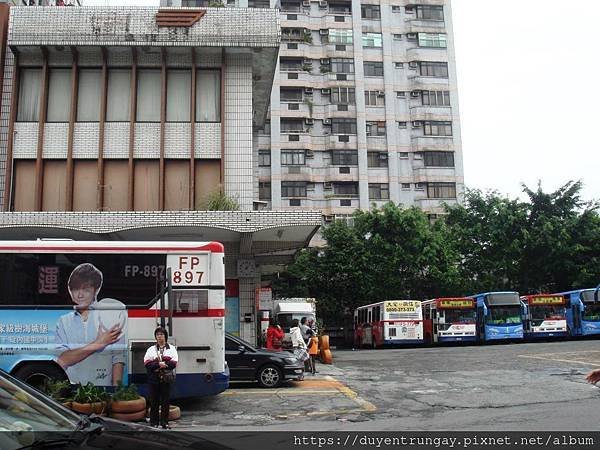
[225,338,239,351]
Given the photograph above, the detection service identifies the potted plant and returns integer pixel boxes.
[109,383,146,422]
[69,383,109,415]
[41,379,72,406]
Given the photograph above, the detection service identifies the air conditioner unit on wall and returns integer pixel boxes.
[323,118,332,125]
[324,182,333,189]
[306,150,314,157]
[319,0,328,8]
[304,87,314,94]
[302,0,310,6]
[410,90,421,98]
[408,61,418,69]
[321,88,331,95]
[376,90,385,97]
[406,33,418,40]
[319,29,329,35]
[412,121,422,128]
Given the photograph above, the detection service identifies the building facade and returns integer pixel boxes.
[165,0,464,221]
[0,6,323,344]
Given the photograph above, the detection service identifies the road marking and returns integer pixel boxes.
[519,350,600,367]
[224,375,377,418]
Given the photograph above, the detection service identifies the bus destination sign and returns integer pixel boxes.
[385,300,419,313]
[438,299,473,308]
[530,296,563,305]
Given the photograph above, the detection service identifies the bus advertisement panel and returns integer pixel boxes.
[472,292,524,342]
[354,300,424,348]
[521,295,567,339]
[422,298,476,343]
[0,241,228,399]
[557,289,600,337]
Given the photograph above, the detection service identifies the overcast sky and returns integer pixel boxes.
[86,0,600,203]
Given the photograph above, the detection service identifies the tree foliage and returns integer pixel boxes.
[274,182,600,326]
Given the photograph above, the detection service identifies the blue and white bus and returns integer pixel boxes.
[557,289,600,337]
[472,291,524,342]
[0,240,229,399]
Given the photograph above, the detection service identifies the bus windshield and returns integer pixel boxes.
[487,305,521,325]
[444,309,476,324]
[530,305,565,325]
[583,304,600,322]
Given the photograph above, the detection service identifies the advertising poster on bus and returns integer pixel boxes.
[0,253,168,387]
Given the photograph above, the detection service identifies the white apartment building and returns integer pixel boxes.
[164,0,464,221]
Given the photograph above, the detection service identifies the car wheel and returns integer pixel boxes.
[257,364,282,388]
[13,362,67,390]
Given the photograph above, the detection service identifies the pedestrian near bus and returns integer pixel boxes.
[144,326,178,429]
[265,318,284,351]
[290,319,310,364]
[307,335,319,375]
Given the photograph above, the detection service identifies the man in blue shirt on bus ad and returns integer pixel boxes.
[55,263,127,387]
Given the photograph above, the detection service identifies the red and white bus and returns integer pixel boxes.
[0,240,228,399]
[521,294,568,339]
[354,300,424,348]
[422,297,477,343]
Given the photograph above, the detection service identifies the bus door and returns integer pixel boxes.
[362,309,373,347]
[573,301,582,335]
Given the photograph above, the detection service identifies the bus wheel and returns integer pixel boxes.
[257,364,282,388]
[13,363,67,389]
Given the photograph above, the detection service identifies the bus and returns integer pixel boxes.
[353,300,424,348]
[521,294,568,339]
[472,291,524,342]
[0,240,228,399]
[556,289,600,337]
[422,298,477,343]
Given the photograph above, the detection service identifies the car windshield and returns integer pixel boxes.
[487,305,521,325]
[0,371,78,441]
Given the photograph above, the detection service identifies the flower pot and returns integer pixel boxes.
[146,404,181,421]
[70,401,107,415]
[110,397,146,414]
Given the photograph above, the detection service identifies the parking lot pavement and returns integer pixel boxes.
[173,364,376,430]
[518,349,600,366]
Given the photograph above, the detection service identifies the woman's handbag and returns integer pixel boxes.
[159,368,176,384]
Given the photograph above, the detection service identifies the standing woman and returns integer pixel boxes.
[144,326,178,429]
[265,318,284,351]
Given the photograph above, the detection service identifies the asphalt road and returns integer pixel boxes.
[175,339,600,431]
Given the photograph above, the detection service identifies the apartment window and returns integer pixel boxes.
[363,61,383,76]
[362,32,383,48]
[281,1,301,11]
[401,183,410,190]
[416,5,444,21]
[422,90,450,106]
[137,69,161,122]
[331,118,357,134]
[331,87,355,104]
[281,149,306,165]
[47,68,72,122]
[418,33,447,48]
[427,182,456,199]
[282,27,304,41]
[393,34,402,40]
[397,121,407,128]
[396,91,406,98]
[331,150,358,165]
[419,61,448,77]
[280,57,303,71]
[77,69,102,122]
[281,119,305,132]
[334,182,359,197]
[328,29,353,44]
[280,88,303,102]
[167,69,191,122]
[258,150,271,167]
[17,68,41,122]
[366,121,386,136]
[361,4,380,19]
[391,5,400,12]
[423,121,452,136]
[106,69,131,122]
[281,181,307,197]
[196,70,221,122]
[330,58,354,73]
[367,151,388,167]
[369,183,389,200]
[394,62,404,69]
[364,91,385,106]
[329,2,351,13]
[423,151,454,167]
[399,152,409,158]
[259,182,271,200]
